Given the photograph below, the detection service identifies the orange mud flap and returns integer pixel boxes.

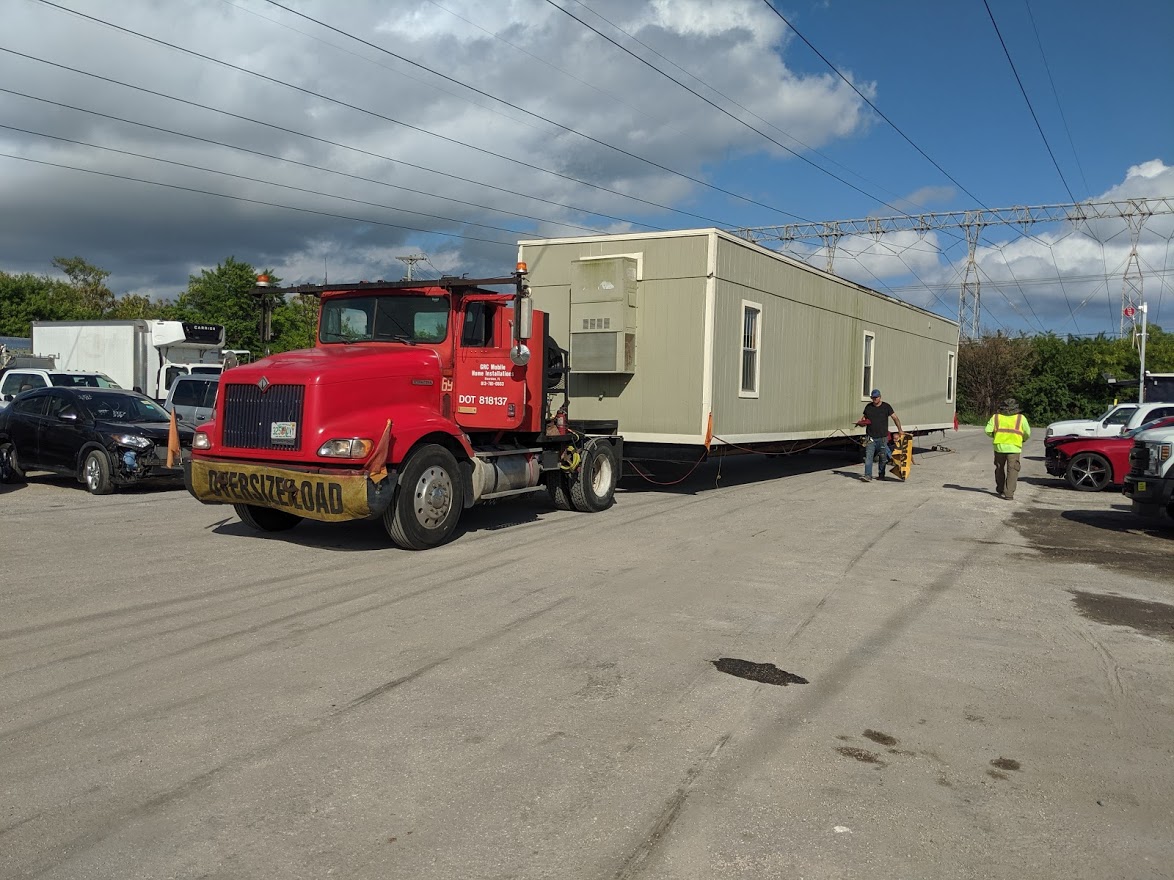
[185,458,396,523]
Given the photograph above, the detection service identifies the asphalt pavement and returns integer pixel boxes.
[1,426,1171,879]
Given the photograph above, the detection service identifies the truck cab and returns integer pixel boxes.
[1045,402,1174,440]
[1122,425,1174,523]
[185,267,620,549]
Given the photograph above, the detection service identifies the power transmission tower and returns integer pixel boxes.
[734,197,1174,338]
[396,254,427,281]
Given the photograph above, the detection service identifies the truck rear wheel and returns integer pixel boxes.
[545,471,574,510]
[234,504,302,532]
[570,440,618,513]
[385,444,464,550]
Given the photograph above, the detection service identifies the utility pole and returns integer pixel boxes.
[1138,302,1149,403]
[396,254,426,281]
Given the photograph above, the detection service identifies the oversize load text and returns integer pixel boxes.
[206,468,344,515]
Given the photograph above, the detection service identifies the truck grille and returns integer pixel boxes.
[222,383,305,451]
[1128,441,1150,476]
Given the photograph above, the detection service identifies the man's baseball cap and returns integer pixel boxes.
[869,389,881,398]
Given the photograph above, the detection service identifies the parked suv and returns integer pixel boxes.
[0,386,193,494]
[1044,401,1174,440]
[163,375,218,426]
[0,369,120,410]
[1122,425,1174,522]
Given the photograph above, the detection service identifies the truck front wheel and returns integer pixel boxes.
[385,444,465,550]
[570,440,618,512]
[234,504,302,532]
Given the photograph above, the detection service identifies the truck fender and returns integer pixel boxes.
[388,405,476,464]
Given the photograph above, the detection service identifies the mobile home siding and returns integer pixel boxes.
[520,230,959,447]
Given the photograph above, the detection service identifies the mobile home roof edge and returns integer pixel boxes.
[518,228,960,329]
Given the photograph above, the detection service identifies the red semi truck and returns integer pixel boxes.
[184,265,620,549]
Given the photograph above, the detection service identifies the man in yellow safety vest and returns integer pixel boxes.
[985,398,1031,500]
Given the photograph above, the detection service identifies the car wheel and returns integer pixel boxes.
[384,444,464,550]
[0,441,26,483]
[570,439,618,512]
[1065,452,1112,492]
[83,450,115,495]
[233,504,302,532]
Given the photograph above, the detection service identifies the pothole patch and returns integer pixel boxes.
[712,657,808,686]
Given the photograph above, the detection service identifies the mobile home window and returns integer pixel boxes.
[947,351,956,401]
[740,301,762,397]
[861,332,876,399]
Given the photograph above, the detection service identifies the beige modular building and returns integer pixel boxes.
[520,229,959,458]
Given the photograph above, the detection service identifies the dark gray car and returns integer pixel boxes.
[164,375,218,426]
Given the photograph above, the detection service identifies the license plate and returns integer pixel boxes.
[271,421,297,441]
[1137,481,1146,492]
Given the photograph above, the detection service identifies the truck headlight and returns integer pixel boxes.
[111,434,152,449]
[317,438,374,459]
[193,431,212,450]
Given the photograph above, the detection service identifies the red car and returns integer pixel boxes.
[1045,415,1174,491]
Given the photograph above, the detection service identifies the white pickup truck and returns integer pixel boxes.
[1122,425,1174,523]
[1045,401,1174,439]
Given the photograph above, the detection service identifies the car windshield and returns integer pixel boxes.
[1127,417,1174,438]
[319,294,449,344]
[79,393,170,423]
[1102,405,1137,425]
[50,374,119,388]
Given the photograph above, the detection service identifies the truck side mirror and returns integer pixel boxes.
[516,296,533,342]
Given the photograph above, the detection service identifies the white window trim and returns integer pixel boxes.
[860,330,876,401]
[739,299,762,399]
[947,351,956,402]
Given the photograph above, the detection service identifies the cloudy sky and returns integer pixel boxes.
[1,0,1171,336]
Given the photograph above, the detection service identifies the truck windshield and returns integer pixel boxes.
[319,295,449,344]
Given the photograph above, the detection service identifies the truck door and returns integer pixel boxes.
[452,302,526,431]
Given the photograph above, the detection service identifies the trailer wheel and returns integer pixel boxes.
[234,504,302,532]
[570,440,618,513]
[83,450,115,495]
[545,471,574,510]
[385,444,465,550]
[0,441,25,483]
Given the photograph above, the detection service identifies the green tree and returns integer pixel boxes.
[270,293,318,353]
[0,271,88,337]
[52,256,115,317]
[957,333,1035,422]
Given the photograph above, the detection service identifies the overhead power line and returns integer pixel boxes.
[757,0,988,209]
[737,198,1174,338]
[0,87,605,235]
[261,0,814,224]
[0,48,660,230]
[29,0,739,228]
[982,0,1078,203]
[0,152,517,247]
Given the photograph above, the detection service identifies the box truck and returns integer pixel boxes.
[31,320,225,400]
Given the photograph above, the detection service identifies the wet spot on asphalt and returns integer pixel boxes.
[712,658,808,686]
[991,757,1021,772]
[1009,508,1174,578]
[1071,591,1174,642]
[863,729,898,746]
[836,746,885,765]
